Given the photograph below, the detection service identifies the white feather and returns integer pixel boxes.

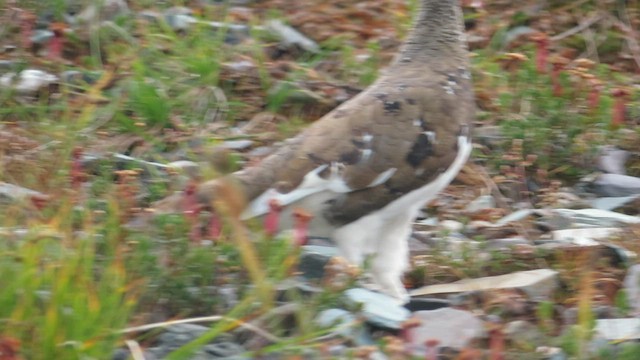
[333,135,471,301]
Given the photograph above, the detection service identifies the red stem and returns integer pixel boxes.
[535,39,549,73]
[612,97,627,126]
[551,65,563,96]
[489,329,505,360]
[588,87,601,110]
[264,199,282,237]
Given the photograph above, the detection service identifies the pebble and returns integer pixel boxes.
[465,194,496,213]
[623,264,640,316]
[405,308,485,353]
[343,288,410,329]
[0,69,58,94]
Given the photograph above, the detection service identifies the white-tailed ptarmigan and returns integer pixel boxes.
[175,0,474,303]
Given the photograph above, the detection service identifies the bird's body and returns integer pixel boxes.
[192,0,474,302]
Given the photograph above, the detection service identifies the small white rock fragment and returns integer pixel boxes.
[0,69,58,94]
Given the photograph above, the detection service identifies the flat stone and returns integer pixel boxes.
[623,264,640,316]
[494,209,535,226]
[410,269,558,300]
[591,174,640,197]
[405,308,484,351]
[553,208,640,227]
[344,288,410,329]
[465,194,496,213]
[551,228,623,246]
[594,318,640,341]
[597,146,629,175]
[590,195,640,211]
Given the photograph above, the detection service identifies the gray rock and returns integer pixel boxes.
[0,69,58,94]
[0,60,15,70]
[594,318,640,341]
[344,288,410,329]
[536,346,568,360]
[0,181,46,201]
[501,26,537,49]
[298,245,338,280]
[405,308,484,353]
[591,174,640,197]
[220,140,253,150]
[473,125,504,147]
[138,10,162,22]
[465,195,495,213]
[76,0,130,22]
[504,320,545,347]
[597,146,629,175]
[202,341,245,357]
[440,220,464,232]
[484,236,531,250]
[411,269,558,300]
[158,324,210,351]
[315,308,373,345]
[590,195,640,211]
[30,29,54,45]
[484,208,533,226]
[264,20,320,53]
[553,208,640,227]
[623,264,640,316]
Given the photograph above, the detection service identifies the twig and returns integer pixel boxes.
[473,164,509,209]
[550,14,604,42]
[124,340,147,360]
[608,12,640,71]
[119,315,281,343]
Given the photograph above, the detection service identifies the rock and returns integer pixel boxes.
[315,308,373,345]
[167,160,200,176]
[404,297,449,312]
[405,308,484,352]
[30,29,54,46]
[465,194,495,213]
[298,245,339,280]
[473,125,504,147]
[0,182,46,202]
[408,235,431,255]
[0,69,58,94]
[202,341,245,358]
[551,228,623,246]
[0,60,15,70]
[484,236,531,250]
[590,174,640,197]
[158,324,209,351]
[410,269,558,300]
[494,209,535,226]
[501,26,537,49]
[264,20,320,54]
[343,288,410,329]
[76,0,130,22]
[594,318,640,341]
[597,146,629,175]
[206,22,250,44]
[504,320,545,348]
[440,220,464,232]
[590,195,640,211]
[138,10,162,22]
[220,140,254,150]
[623,264,640,316]
[552,208,640,227]
[536,346,568,360]
[563,305,623,325]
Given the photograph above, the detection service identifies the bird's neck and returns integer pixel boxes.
[393,0,467,65]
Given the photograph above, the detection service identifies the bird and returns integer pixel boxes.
[175,0,474,303]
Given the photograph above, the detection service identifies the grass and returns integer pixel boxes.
[1,0,639,359]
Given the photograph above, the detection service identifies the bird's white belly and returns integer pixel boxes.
[333,135,472,263]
